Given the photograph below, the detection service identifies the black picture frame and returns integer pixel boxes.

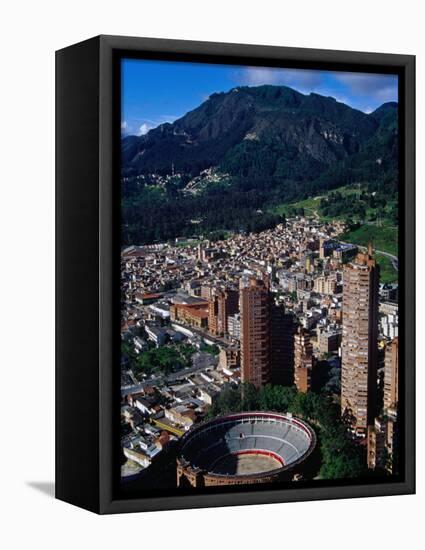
[56,35,415,514]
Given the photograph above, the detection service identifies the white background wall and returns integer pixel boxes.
[0,1,422,548]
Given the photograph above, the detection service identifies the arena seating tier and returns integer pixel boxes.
[180,413,314,474]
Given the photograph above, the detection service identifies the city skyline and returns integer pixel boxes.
[120,219,399,486]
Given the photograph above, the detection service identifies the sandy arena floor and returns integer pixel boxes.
[211,453,281,475]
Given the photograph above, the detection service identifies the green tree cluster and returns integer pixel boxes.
[319,186,397,225]
[132,344,196,378]
[200,343,220,356]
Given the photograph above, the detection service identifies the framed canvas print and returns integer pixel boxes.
[56,35,415,514]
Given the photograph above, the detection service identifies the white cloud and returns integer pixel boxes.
[121,120,127,130]
[139,123,153,135]
[131,115,181,136]
[334,72,398,103]
[238,67,323,92]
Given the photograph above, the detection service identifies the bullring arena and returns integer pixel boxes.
[176,411,316,487]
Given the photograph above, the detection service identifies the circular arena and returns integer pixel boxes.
[176,411,316,487]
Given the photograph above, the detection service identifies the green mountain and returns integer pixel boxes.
[121,86,398,245]
[122,86,397,183]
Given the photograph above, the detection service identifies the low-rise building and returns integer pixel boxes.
[313,275,337,295]
[381,313,398,339]
[135,292,163,305]
[165,405,198,430]
[170,303,209,329]
[123,447,151,468]
[317,328,342,353]
[133,336,148,353]
[228,313,241,340]
[145,324,167,346]
[218,345,241,371]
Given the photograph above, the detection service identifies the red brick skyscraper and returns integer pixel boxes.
[240,277,294,388]
[270,304,295,386]
[341,244,379,434]
[240,278,271,388]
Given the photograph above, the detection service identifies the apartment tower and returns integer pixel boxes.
[270,304,295,386]
[341,244,379,434]
[240,277,294,388]
[240,278,271,387]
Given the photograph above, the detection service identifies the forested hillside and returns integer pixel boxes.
[121,85,398,245]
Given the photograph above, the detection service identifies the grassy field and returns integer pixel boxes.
[272,185,362,220]
[273,195,323,217]
[375,253,398,284]
[272,185,398,257]
[341,224,398,257]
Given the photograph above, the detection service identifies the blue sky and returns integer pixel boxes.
[121,58,398,137]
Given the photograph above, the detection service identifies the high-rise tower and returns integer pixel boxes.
[270,304,295,386]
[240,277,294,388]
[341,244,379,434]
[240,278,271,388]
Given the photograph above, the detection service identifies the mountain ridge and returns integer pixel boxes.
[121,85,397,185]
[120,85,398,245]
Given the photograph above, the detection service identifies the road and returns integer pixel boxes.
[171,321,232,347]
[121,350,218,397]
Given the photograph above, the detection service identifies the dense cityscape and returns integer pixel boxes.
[120,214,399,487]
[119,62,399,489]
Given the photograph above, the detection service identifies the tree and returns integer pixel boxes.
[240,383,259,410]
